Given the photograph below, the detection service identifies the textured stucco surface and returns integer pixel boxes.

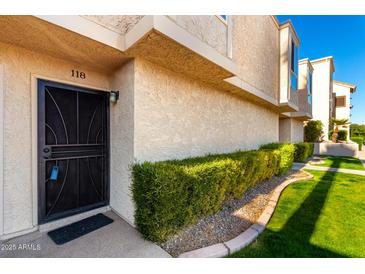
[279,118,303,143]
[333,83,351,140]
[279,26,290,104]
[279,118,291,143]
[133,58,279,162]
[126,31,233,89]
[169,16,228,56]
[232,16,279,99]
[0,16,129,73]
[0,42,110,235]
[314,143,358,157]
[82,15,144,35]
[109,61,135,225]
[291,119,304,143]
[333,83,351,121]
[298,61,311,114]
[311,60,333,140]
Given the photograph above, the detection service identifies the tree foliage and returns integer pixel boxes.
[350,124,365,138]
[304,120,323,142]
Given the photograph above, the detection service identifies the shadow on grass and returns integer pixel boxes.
[313,155,365,170]
[231,161,347,258]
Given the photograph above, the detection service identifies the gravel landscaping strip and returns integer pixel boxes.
[160,170,309,257]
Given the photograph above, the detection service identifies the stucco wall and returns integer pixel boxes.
[333,83,351,121]
[311,60,332,140]
[314,143,358,157]
[279,26,290,104]
[232,16,279,99]
[168,16,228,57]
[279,118,291,143]
[298,61,311,114]
[279,118,303,143]
[82,15,144,35]
[109,61,135,225]
[291,119,304,143]
[0,42,110,236]
[133,58,279,162]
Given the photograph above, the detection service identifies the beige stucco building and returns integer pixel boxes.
[0,15,312,240]
[333,80,357,140]
[309,56,356,140]
[310,56,335,140]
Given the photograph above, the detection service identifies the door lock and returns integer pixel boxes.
[43,146,51,159]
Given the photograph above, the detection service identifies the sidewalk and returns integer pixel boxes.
[293,162,365,176]
[0,211,171,258]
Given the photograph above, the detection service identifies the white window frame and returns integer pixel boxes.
[307,68,313,105]
[217,15,228,25]
[289,34,299,91]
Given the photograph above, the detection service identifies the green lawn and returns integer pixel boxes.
[311,156,365,170]
[229,170,365,258]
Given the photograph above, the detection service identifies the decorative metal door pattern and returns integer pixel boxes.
[38,80,109,224]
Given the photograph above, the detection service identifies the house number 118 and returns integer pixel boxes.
[71,70,86,79]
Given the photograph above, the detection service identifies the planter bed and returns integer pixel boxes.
[160,170,308,257]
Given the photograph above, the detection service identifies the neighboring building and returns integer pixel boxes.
[0,16,310,240]
[309,56,357,141]
[333,80,357,140]
[310,56,335,140]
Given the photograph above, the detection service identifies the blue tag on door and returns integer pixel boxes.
[50,166,59,181]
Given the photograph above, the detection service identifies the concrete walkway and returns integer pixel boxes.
[0,211,171,258]
[293,162,365,176]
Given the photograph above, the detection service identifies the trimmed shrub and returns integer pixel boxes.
[329,129,348,141]
[132,149,281,242]
[350,124,365,138]
[259,143,295,175]
[304,120,323,142]
[294,142,314,162]
[351,137,363,151]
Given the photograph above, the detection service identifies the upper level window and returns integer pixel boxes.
[218,15,228,24]
[307,70,312,104]
[336,96,346,108]
[290,40,298,90]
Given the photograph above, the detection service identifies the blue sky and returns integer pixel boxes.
[277,16,365,124]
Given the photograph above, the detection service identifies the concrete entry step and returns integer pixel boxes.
[0,211,171,258]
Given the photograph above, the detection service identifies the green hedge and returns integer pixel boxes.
[351,137,363,151]
[351,124,365,139]
[293,142,314,162]
[132,149,282,242]
[259,143,295,174]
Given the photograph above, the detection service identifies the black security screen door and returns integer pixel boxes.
[38,80,109,224]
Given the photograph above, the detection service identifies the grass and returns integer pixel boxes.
[311,156,365,170]
[229,169,365,258]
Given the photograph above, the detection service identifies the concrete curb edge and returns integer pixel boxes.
[178,170,314,258]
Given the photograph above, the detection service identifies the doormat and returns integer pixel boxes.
[47,213,114,245]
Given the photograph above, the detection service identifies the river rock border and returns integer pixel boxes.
[178,170,314,258]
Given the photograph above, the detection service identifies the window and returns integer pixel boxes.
[290,40,298,90]
[307,69,312,104]
[291,41,295,71]
[336,96,346,108]
[218,15,228,23]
